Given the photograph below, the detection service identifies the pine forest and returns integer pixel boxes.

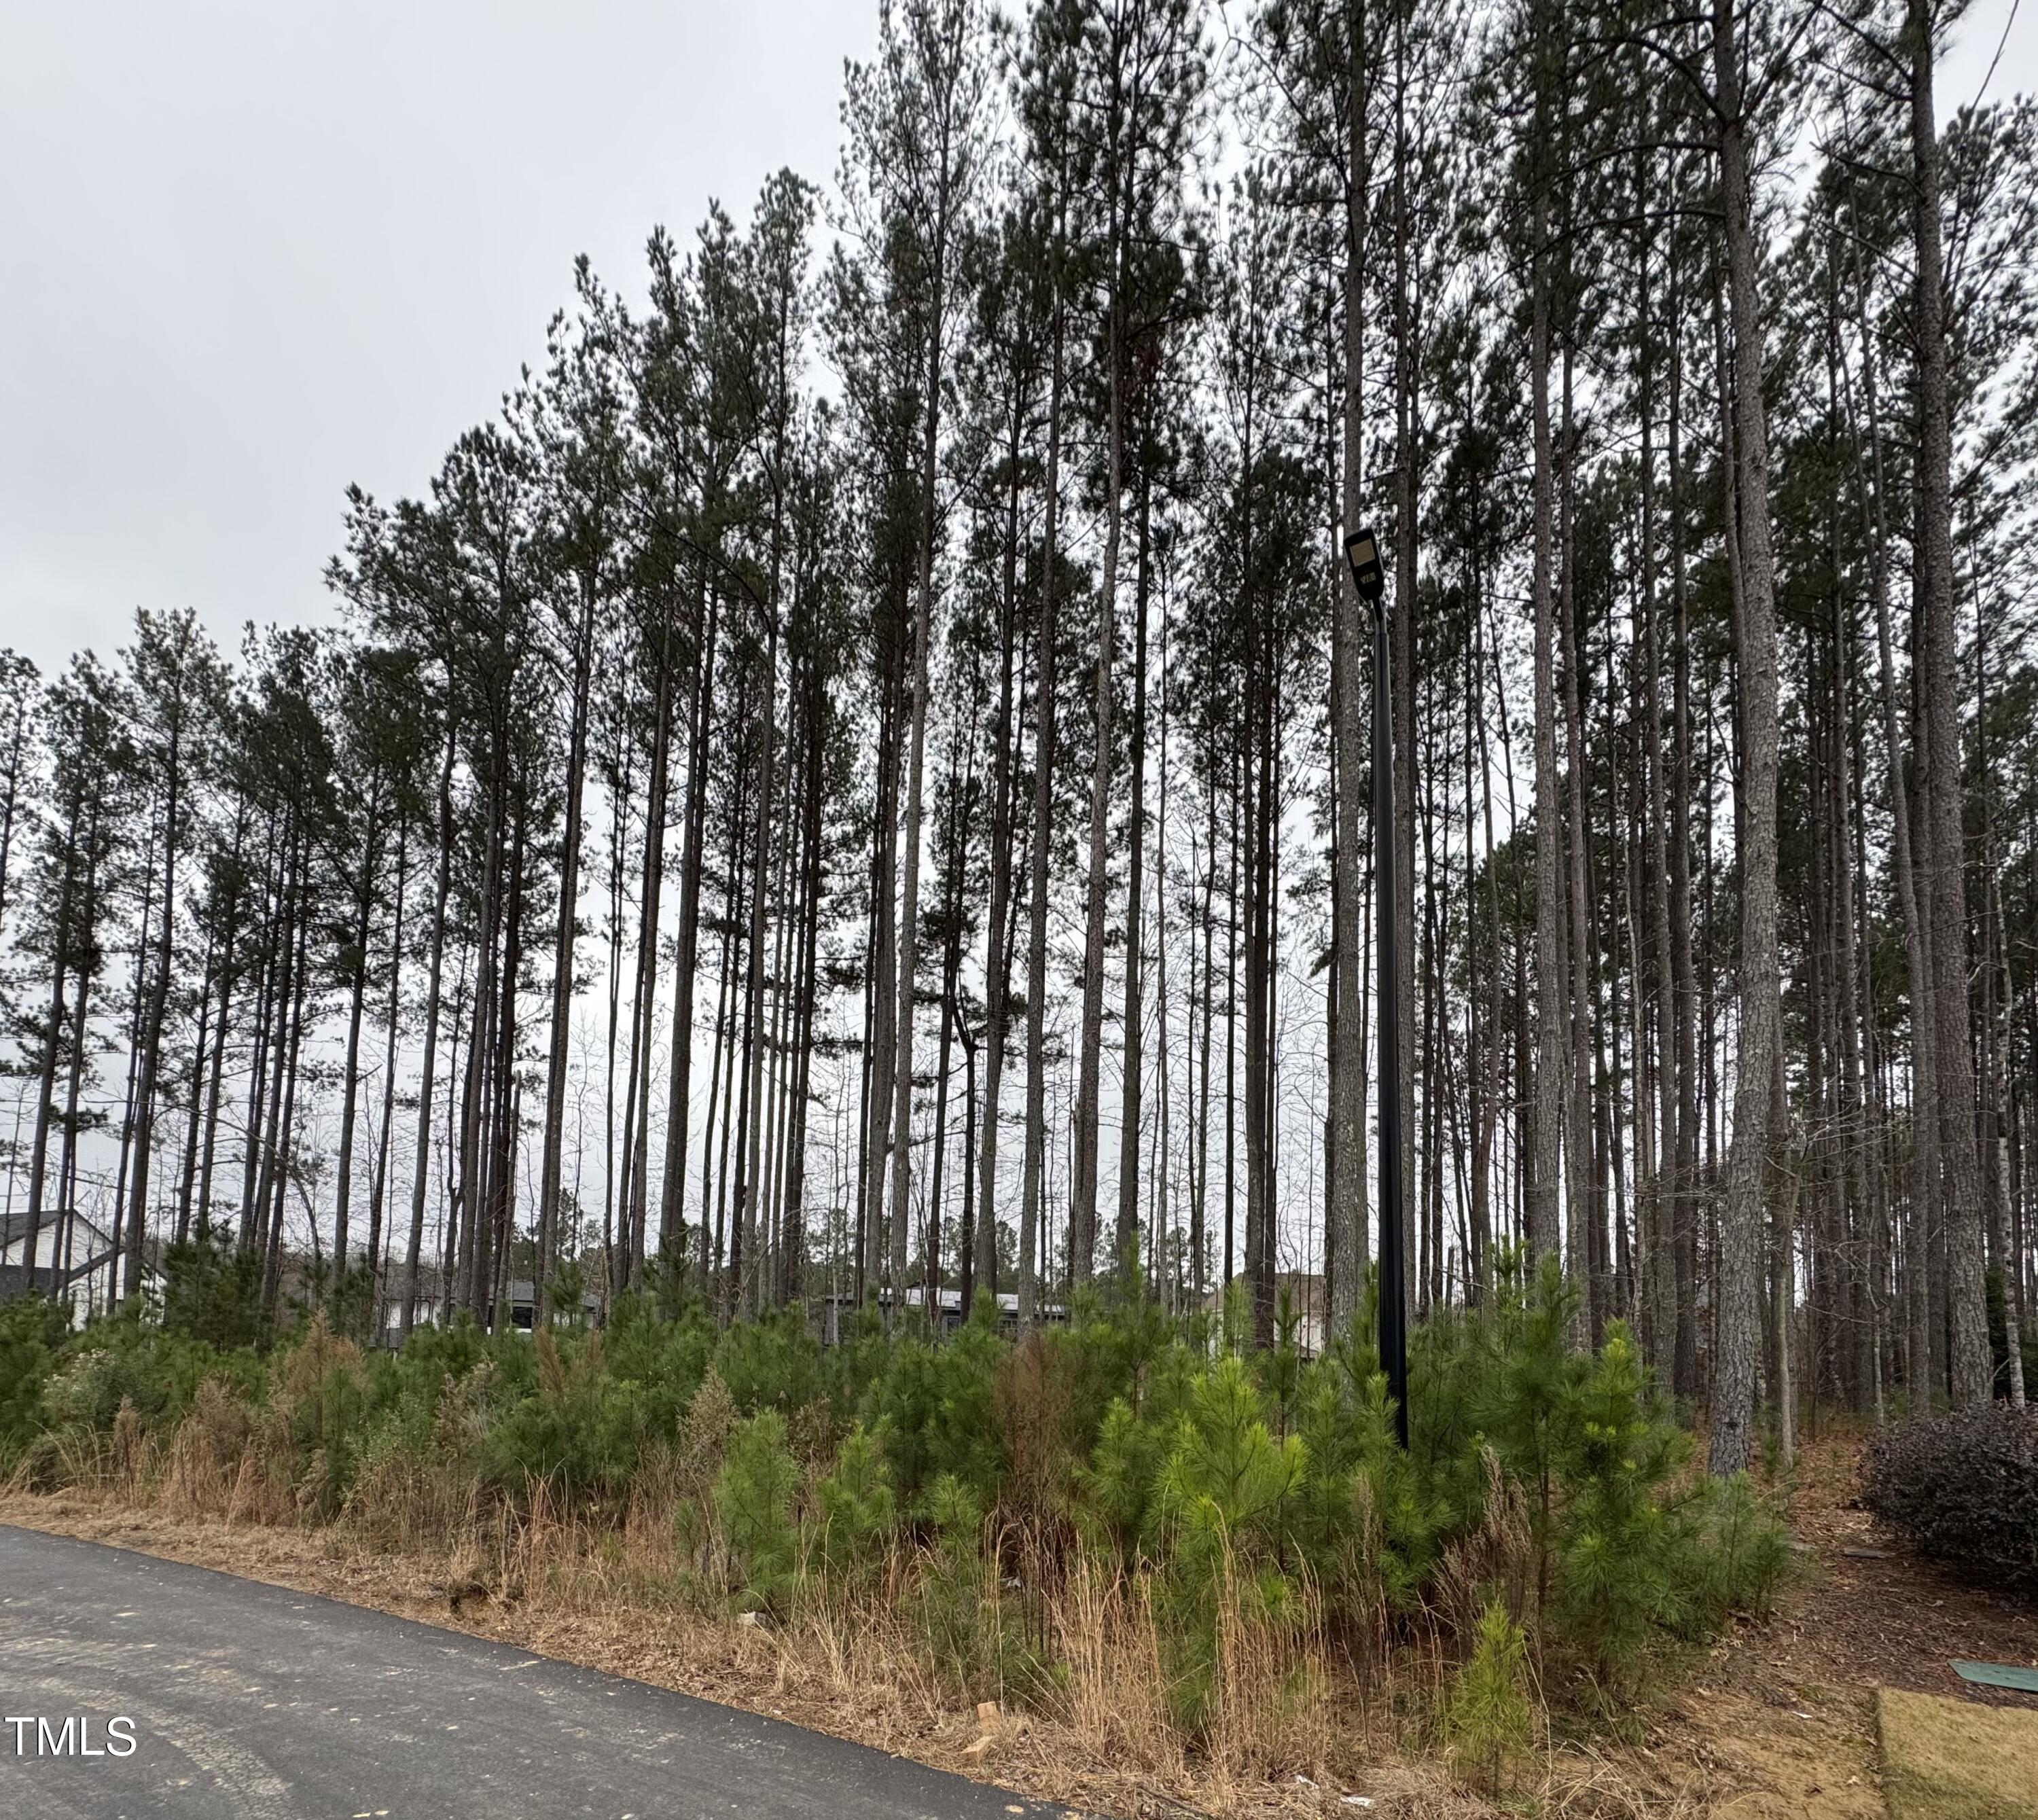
[7,0,2038,1495]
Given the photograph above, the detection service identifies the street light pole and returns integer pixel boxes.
[1344,526,1408,1448]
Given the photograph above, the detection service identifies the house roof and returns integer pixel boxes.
[1,1207,115,1253]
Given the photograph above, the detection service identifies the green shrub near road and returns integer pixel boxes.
[0,1251,1789,1747]
[0,1294,69,1465]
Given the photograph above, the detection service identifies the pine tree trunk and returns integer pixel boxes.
[402,715,457,1340]
[332,801,378,1289]
[1639,177,1680,1387]
[1020,256,1067,1332]
[889,200,950,1317]
[1329,0,1370,1336]
[740,608,781,1319]
[365,813,407,1327]
[21,800,79,1298]
[624,647,675,1286]
[124,645,195,1304]
[537,597,596,1319]
[865,641,901,1307]
[1708,0,1783,1475]
[1559,344,1595,1344]
[1528,31,1565,1267]
[973,401,1024,1313]
[1391,0,1419,1332]
[1073,210,1126,1291]
[1907,0,1992,1407]
[1115,482,1152,1279]
[662,584,719,1281]
[783,658,827,1305]
[1771,1046,1798,1468]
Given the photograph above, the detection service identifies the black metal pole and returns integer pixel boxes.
[1344,525,1408,1446]
[1372,582,1409,1448]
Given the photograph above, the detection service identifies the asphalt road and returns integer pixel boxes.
[0,1524,1081,1820]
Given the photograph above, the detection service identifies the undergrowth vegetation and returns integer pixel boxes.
[0,1255,1789,1789]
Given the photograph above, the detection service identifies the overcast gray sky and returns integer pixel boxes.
[1,0,2032,682]
[0,0,877,676]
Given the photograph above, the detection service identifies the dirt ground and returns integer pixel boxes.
[4,1426,2034,1819]
[1642,1427,2038,1820]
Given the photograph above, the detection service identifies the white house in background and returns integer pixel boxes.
[0,1208,156,1320]
[816,1286,1067,1345]
[376,1276,601,1346]
[1198,1272,1328,1357]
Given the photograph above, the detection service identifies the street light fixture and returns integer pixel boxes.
[1344,524,1408,1449]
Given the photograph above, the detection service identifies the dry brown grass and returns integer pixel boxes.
[1058,1554,1188,1781]
[0,1479,1549,1815]
[1876,1688,2038,1820]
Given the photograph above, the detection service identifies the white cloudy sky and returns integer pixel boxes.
[1,0,2033,680]
[0,0,879,675]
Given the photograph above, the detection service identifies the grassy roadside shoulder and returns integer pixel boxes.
[1,1258,1795,1817]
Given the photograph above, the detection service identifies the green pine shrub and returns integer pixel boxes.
[914,1472,996,1692]
[811,1421,894,1588]
[1447,1597,1534,1794]
[381,1311,494,1399]
[1145,1352,1308,1728]
[1678,1469,1791,1630]
[1545,1324,1690,1696]
[859,1308,1005,1505]
[480,1329,643,1500]
[41,1305,262,1438]
[715,1408,802,1615]
[1073,1396,1166,1563]
[713,1309,825,1416]
[0,1293,69,1468]
[160,1234,267,1351]
[1151,1353,1306,1569]
[0,1237,1792,1743]
[601,1292,715,1433]
[275,1315,372,1515]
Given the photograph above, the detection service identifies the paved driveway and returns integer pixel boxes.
[0,1524,1079,1820]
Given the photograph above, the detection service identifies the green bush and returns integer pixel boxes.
[46,1306,263,1436]
[861,1307,1006,1506]
[1863,1404,2038,1595]
[1679,1470,1791,1630]
[1143,1351,1308,1726]
[480,1330,645,1500]
[274,1317,373,1513]
[0,1242,1789,1727]
[1448,1598,1533,1793]
[714,1310,825,1416]
[160,1235,267,1351]
[914,1473,991,1690]
[812,1422,894,1586]
[1151,1352,1306,1569]
[0,1295,69,1466]
[1546,1325,1690,1693]
[603,1293,715,1433]
[715,1409,801,1614]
